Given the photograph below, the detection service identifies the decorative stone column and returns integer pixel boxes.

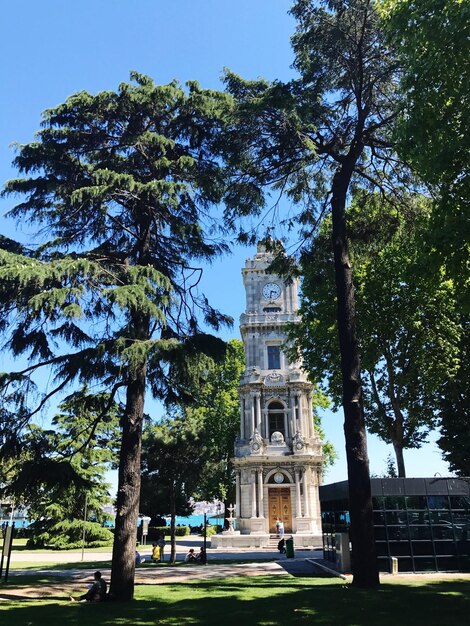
[303,468,310,517]
[251,472,257,518]
[257,468,264,518]
[296,465,314,534]
[295,468,302,517]
[256,393,261,431]
[235,472,241,518]
[307,390,314,438]
[250,468,267,534]
[294,392,300,433]
[289,394,295,439]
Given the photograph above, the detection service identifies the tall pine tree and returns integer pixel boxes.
[0,73,230,599]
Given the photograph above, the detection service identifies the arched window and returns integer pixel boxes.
[268,401,285,438]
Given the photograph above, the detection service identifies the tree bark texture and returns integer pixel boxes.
[109,363,147,600]
[393,440,406,478]
[331,164,380,588]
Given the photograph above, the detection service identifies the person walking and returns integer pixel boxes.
[277,538,286,554]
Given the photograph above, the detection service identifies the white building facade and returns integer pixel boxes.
[213,243,323,548]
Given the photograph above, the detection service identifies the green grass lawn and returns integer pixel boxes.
[1,575,469,626]
[8,540,114,569]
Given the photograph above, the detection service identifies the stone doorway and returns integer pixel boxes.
[268,487,292,533]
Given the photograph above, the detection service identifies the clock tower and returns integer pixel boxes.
[213,242,323,548]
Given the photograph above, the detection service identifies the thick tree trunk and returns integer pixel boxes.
[331,165,379,588]
[392,440,406,478]
[109,227,152,600]
[109,366,147,600]
[384,352,407,478]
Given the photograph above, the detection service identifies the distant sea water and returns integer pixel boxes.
[168,514,224,527]
[2,514,226,529]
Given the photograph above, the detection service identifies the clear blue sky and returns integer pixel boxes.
[0,0,450,484]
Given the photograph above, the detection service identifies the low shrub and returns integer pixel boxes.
[148,525,190,538]
[26,519,114,549]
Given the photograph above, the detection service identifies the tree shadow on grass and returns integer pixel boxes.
[10,560,113,572]
[0,576,469,626]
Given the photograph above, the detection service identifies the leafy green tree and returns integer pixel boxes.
[370,454,397,479]
[221,0,406,587]
[289,195,461,477]
[1,389,119,549]
[190,339,245,506]
[380,0,470,472]
[381,0,470,298]
[140,413,207,563]
[384,454,397,479]
[0,73,229,599]
[312,393,338,475]
[437,324,470,476]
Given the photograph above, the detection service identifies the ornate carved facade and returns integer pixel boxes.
[231,243,323,544]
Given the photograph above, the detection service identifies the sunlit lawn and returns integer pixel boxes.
[1,575,469,626]
[8,557,263,571]
[8,538,273,570]
[8,541,114,570]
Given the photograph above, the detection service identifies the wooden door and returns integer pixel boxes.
[269,487,292,533]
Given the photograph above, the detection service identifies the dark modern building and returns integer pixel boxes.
[320,477,470,573]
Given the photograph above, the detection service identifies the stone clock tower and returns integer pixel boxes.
[213,243,323,548]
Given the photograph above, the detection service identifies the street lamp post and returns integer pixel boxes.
[203,511,207,564]
[81,493,88,562]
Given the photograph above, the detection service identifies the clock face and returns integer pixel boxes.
[273,472,285,484]
[262,282,282,300]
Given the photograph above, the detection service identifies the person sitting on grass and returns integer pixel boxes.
[197,547,207,564]
[70,570,107,602]
[184,548,198,563]
[151,542,161,562]
[157,535,165,561]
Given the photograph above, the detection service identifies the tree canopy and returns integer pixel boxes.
[220,0,407,587]
[0,389,119,549]
[140,412,207,563]
[289,194,461,477]
[381,0,470,478]
[187,338,245,505]
[381,0,470,297]
[437,323,470,476]
[0,73,230,599]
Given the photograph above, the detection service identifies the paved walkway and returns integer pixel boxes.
[2,552,323,601]
[8,534,321,564]
[3,536,324,600]
[3,543,469,602]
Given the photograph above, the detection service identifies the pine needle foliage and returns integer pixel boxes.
[0,73,231,599]
[2,389,120,549]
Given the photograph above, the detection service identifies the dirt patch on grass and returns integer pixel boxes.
[0,582,80,601]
